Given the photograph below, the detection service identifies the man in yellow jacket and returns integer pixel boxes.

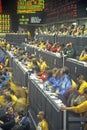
[60,88,87,130]
[37,57,48,73]
[4,57,9,67]
[36,111,49,130]
[76,74,87,94]
[79,46,87,62]
[6,43,11,51]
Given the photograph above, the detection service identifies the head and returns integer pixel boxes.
[83,88,87,98]
[39,57,44,63]
[3,88,12,95]
[37,111,45,121]
[6,106,14,115]
[5,95,12,103]
[52,68,58,77]
[84,46,87,53]
[76,74,84,84]
[66,42,72,49]
[3,68,9,75]
[60,67,70,77]
[5,56,8,59]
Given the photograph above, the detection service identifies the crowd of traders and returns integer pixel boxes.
[0,43,31,129]
[35,23,87,37]
[0,38,87,130]
[0,40,50,130]
[25,39,87,61]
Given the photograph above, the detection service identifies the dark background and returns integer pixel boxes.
[2,0,17,14]
[2,0,18,32]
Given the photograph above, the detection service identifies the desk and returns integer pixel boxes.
[65,58,87,80]
[23,44,63,68]
[28,76,64,130]
[35,34,55,44]
[35,35,87,56]
[5,33,28,45]
[28,75,86,130]
[12,59,28,87]
[22,44,87,79]
[35,49,63,68]
[0,48,6,63]
[2,49,86,130]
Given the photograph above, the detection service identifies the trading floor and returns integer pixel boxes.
[0,36,87,130]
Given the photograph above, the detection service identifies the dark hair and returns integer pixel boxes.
[76,74,84,80]
[37,111,45,117]
[10,89,15,95]
[84,47,87,52]
[17,110,26,117]
[84,88,87,94]
[4,95,12,102]
[62,66,70,75]
[6,106,13,111]
[1,76,6,81]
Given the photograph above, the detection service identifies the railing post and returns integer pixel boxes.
[63,110,67,130]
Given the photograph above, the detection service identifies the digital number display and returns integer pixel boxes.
[45,3,77,22]
[17,0,44,14]
[0,14,10,32]
[18,13,43,25]
[19,15,29,25]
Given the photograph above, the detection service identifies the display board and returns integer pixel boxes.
[44,0,87,23]
[45,3,77,22]
[0,14,10,32]
[17,0,44,14]
[18,12,44,25]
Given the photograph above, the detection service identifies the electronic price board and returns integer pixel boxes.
[45,3,77,22]
[17,0,44,14]
[0,14,10,32]
[51,4,76,21]
[18,12,44,25]
[44,0,87,23]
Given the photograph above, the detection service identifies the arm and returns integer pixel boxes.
[79,51,87,61]
[0,119,15,129]
[61,100,87,113]
[78,81,87,94]
[79,55,87,61]
[67,49,75,58]
[61,105,75,111]
[0,113,20,129]
[4,59,9,67]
